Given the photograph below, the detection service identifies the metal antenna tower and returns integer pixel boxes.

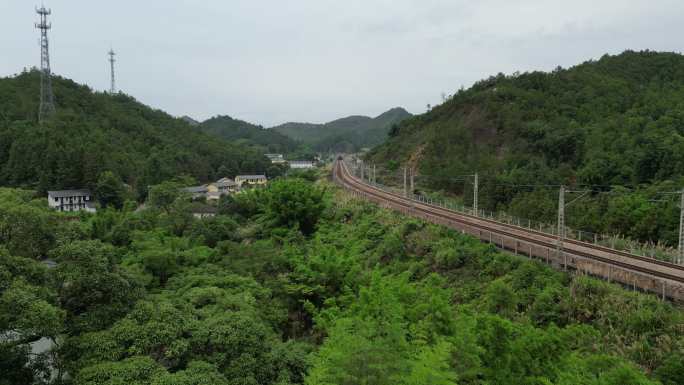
[108,48,116,94]
[35,5,56,122]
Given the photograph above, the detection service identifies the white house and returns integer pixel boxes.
[289,160,315,169]
[235,175,268,187]
[265,154,286,164]
[47,190,96,213]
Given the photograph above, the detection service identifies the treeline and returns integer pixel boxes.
[1,175,683,384]
[369,51,684,245]
[272,107,412,153]
[197,115,303,154]
[0,70,281,199]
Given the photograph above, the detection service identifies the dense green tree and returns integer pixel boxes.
[262,178,327,235]
[0,344,40,385]
[95,171,126,209]
[50,240,143,333]
[188,215,238,247]
[483,279,518,318]
[148,181,184,212]
[152,361,230,385]
[402,341,457,385]
[75,356,165,385]
[0,247,61,384]
[0,189,56,259]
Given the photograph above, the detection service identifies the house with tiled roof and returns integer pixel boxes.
[235,175,267,188]
[47,189,96,213]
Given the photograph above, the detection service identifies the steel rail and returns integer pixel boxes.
[334,160,684,284]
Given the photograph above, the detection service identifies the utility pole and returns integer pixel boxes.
[557,185,566,269]
[360,160,364,180]
[372,164,376,184]
[473,173,479,217]
[35,5,56,122]
[678,190,684,264]
[403,167,407,197]
[410,169,415,197]
[108,48,116,94]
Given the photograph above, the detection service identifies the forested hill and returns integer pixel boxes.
[197,115,300,153]
[0,70,274,198]
[369,51,684,244]
[272,107,411,153]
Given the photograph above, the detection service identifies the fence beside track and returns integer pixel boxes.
[333,160,684,302]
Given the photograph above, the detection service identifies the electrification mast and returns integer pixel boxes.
[557,185,566,269]
[473,173,479,217]
[35,5,55,122]
[678,190,684,264]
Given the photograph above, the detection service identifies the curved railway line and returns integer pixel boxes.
[333,160,684,301]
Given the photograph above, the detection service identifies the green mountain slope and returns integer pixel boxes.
[197,115,300,153]
[180,115,199,126]
[272,107,411,152]
[0,70,274,197]
[369,51,684,244]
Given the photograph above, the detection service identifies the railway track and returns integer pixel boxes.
[333,160,684,298]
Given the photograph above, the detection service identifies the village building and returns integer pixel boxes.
[182,185,209,200]
[216,177,238,194]
[47,190,96,213]
[190,204,217,219]
[289,160,315,169]
[265,153,286,164]
[235,174,268,187]
[183,177,239,201]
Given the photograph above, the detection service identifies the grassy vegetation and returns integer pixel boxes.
[1,174,683,384]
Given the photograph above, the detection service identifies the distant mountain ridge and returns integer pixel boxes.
[271,107,412,153]
[197,115,299,154]
[180,115,200,126]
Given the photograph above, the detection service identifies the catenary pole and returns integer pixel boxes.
[473,173,479,217]
[557,185,565,269]
[678,190,684,264]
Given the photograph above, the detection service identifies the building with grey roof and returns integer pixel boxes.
[47,190,96,213]
[235,175,268,187]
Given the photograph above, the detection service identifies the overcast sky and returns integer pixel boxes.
[2,1,683,126]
